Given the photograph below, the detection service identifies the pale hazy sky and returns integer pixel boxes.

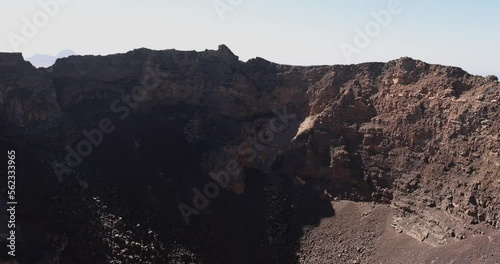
[0,0,499,76]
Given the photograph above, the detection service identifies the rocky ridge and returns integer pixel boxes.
[0,45,498,263]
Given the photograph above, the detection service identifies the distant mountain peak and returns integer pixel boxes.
[26,50,77,68]
[56,49,77,58]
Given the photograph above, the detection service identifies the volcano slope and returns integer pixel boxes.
[0,45,498,263]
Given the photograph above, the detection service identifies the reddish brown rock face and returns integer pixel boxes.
[0,47,498,262]
[275,57,499,245]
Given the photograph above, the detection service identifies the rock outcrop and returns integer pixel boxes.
[278,57,500,245]
[0,53,60,127]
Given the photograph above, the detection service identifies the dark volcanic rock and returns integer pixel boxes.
[0,53,60,127]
